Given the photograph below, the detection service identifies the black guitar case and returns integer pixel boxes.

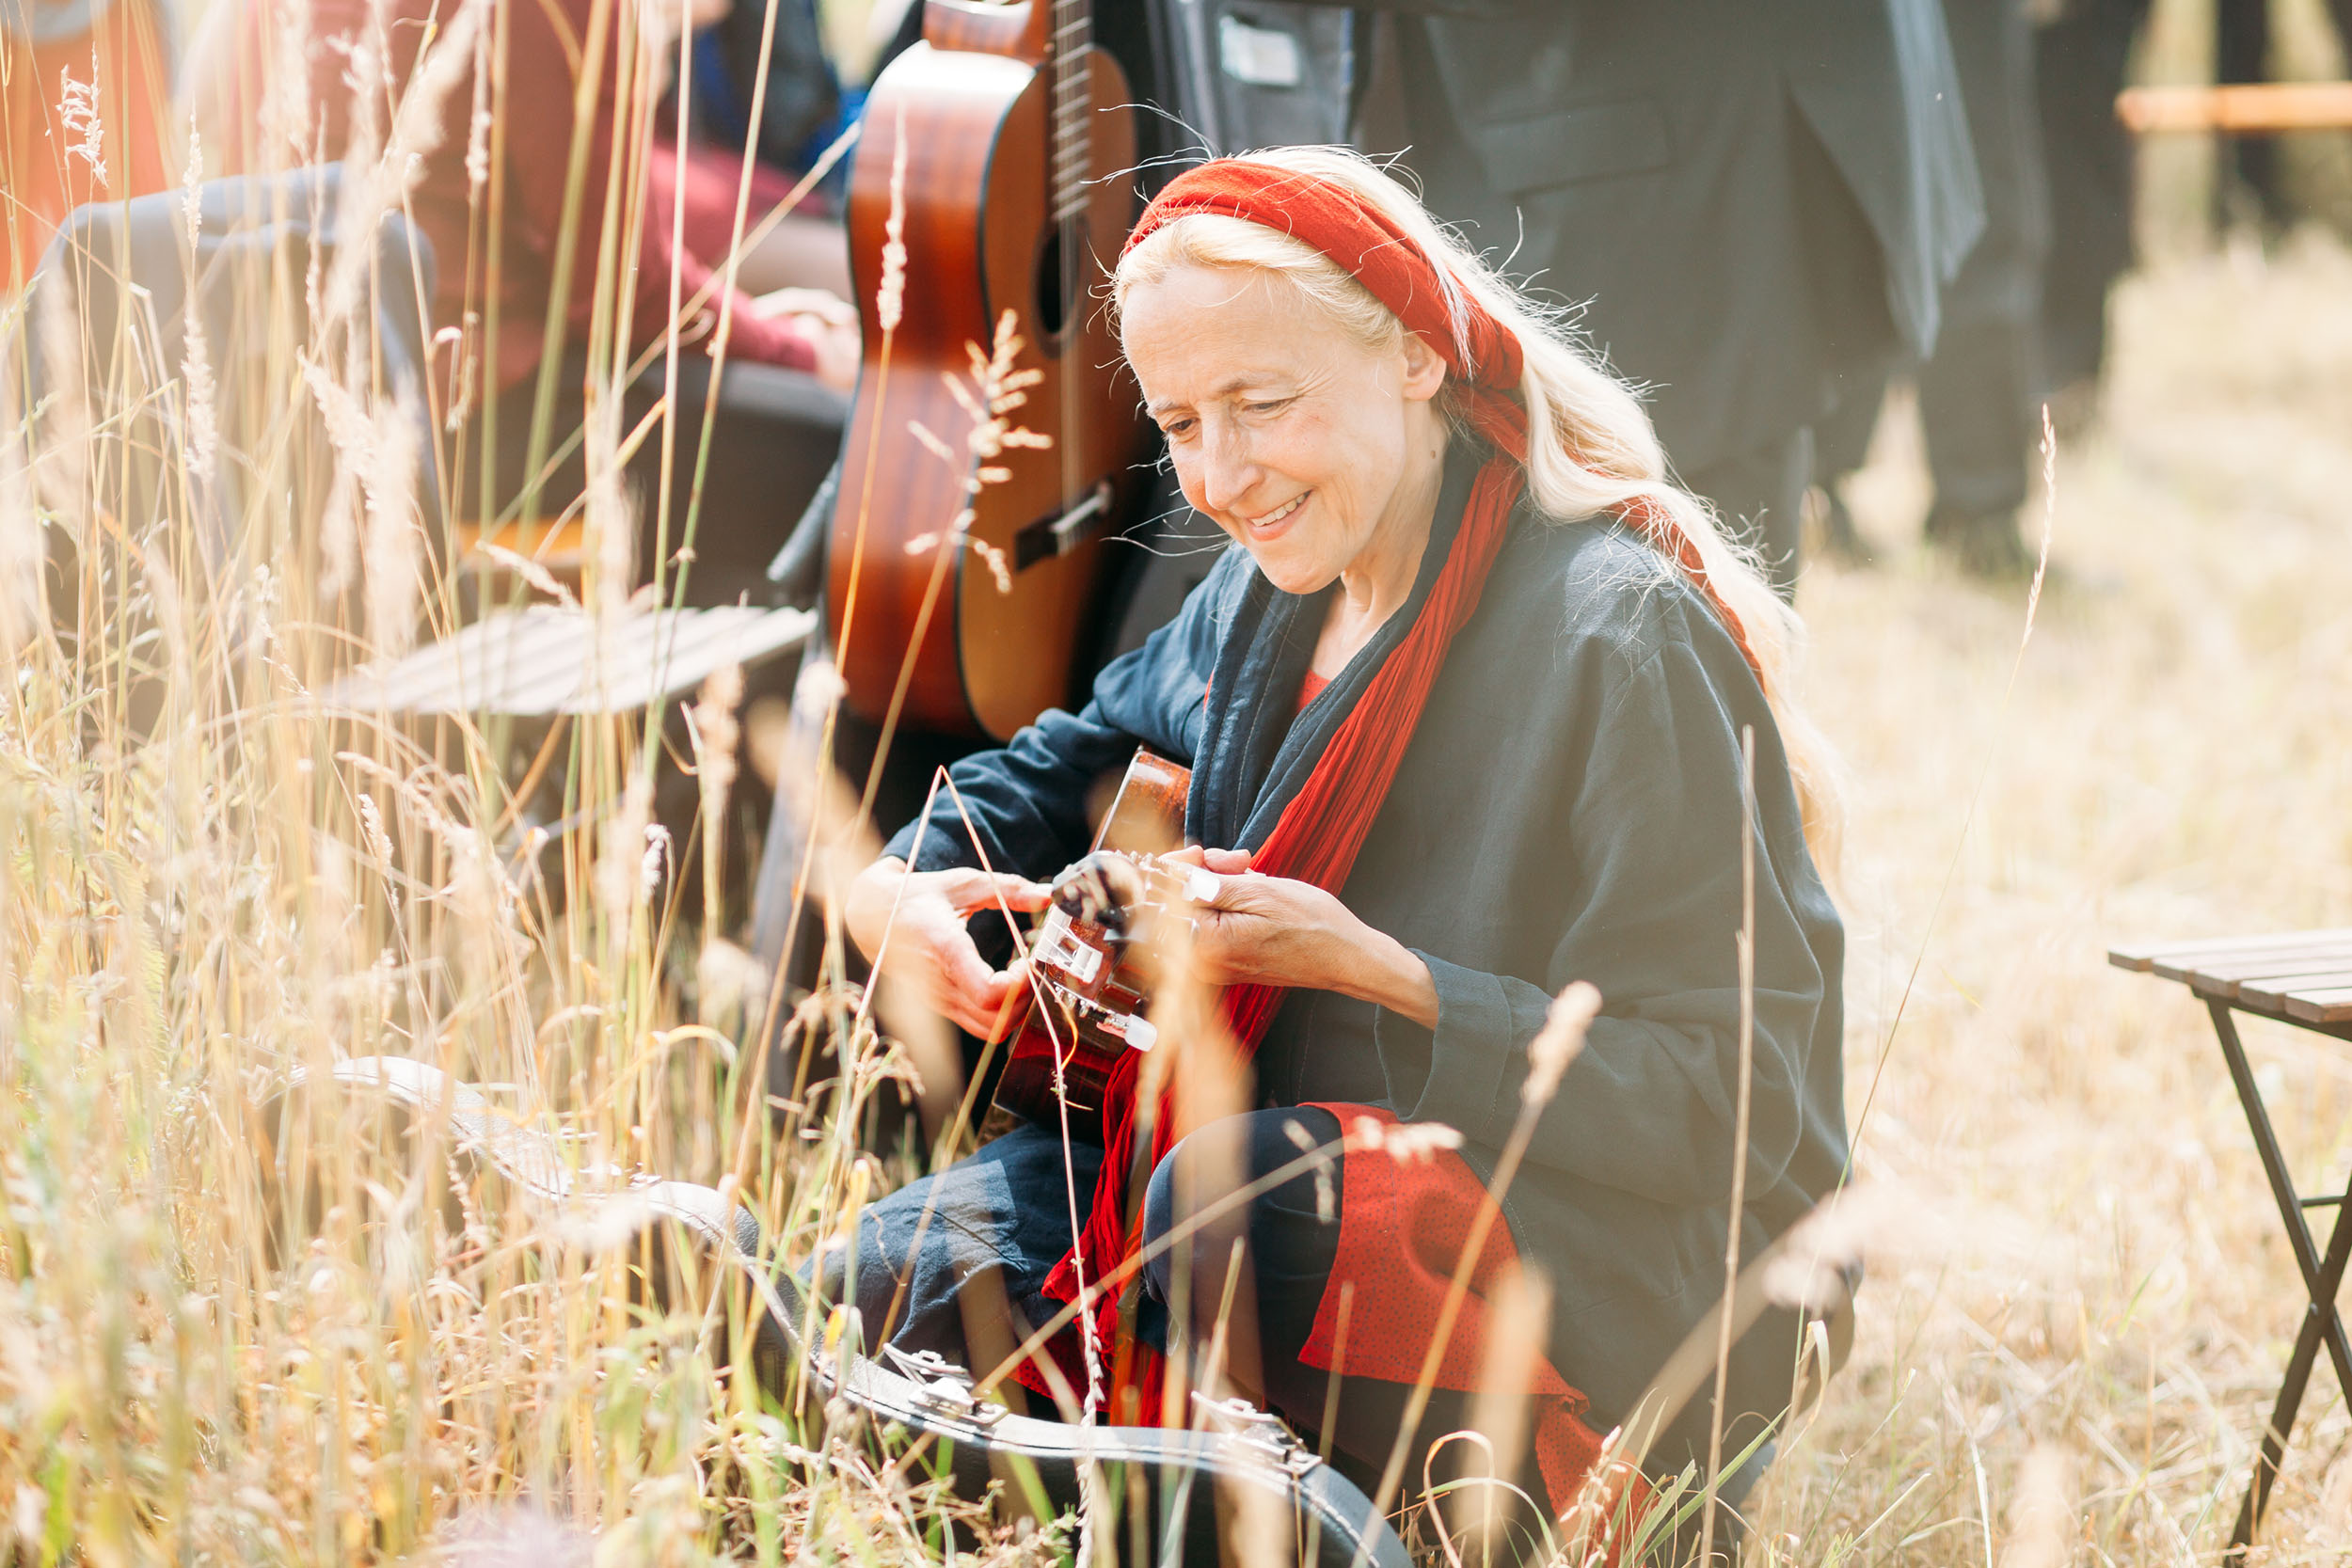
[256,1057,1410,1568]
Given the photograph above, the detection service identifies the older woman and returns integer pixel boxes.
[836,148,1848,1528]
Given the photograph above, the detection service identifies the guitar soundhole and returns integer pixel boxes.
[1033,226,1075,349]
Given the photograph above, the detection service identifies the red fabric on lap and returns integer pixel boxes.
[1299,1105,1641,1526]
[1009,1319,1092,1405]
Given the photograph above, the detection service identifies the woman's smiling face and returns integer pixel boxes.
[1119,263,1447,595]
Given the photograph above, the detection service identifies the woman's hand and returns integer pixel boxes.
[1166,848,1439,1028]
[752,288,862,391]
[846,859,1053,1040]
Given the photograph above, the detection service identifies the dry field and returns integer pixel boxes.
[1754,232,2352,1565]
[5,47,2352,1561]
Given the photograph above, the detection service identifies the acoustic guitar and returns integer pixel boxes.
[992,748,1191,1144]
[828,0,1150,741]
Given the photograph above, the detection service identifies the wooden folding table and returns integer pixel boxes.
[2108,928,2352,1564]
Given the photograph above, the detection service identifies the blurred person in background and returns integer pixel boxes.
[682,0,889,293]
[1349,0,1984,597]
[1811,0,2054,579]
[2217,0,2352,234]
[691,0,864,205]
[2,0,171,290]
[2032,0,2148,435]
[184,0,859,397]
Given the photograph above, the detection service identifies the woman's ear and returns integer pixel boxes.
[1400,332,1448,403]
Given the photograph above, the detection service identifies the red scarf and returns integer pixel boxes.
[1031,158,1761,1413]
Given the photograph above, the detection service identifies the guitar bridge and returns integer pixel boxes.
[1012,481,1114,571]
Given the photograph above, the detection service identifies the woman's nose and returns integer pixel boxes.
[1194,422,1259,515]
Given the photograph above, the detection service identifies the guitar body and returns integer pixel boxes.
[992,749,1192,1143]
[830,1,1147,741]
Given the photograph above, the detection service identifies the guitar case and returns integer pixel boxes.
[256,1056,1409,1568]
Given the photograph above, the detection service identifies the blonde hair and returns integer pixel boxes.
[1112,145,1844,869]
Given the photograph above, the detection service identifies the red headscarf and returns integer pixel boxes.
[1031,157,1761,1413]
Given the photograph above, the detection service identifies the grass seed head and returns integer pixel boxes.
[1524,978,1600,1108]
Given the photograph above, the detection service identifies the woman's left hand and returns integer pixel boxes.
[1164,847,1439,1027]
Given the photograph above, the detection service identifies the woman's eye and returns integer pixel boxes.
[1161,419,1196,440]
[1245,399,1288,416]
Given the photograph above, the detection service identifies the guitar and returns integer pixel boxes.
[992,749,1191,1144]
[828,0,1149,742]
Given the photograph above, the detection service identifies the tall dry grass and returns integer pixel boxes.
[0,4,1012,1562]
[1740,233,2352,1565]
[4,0,2352,1560]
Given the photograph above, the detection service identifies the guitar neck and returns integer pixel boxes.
[1049,0,1090,223]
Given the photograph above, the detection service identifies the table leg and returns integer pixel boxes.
[2209,1001,2352,1564]
[2224,1186,2352,1564]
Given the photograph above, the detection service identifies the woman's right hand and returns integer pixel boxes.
[754,288,862,391]
[845,859,1055,1040]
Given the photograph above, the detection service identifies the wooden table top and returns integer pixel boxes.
[318,604,816,719]
[2109,928,2352,1026]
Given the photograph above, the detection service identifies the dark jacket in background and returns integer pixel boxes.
[1912,0,2053,526]
[886,447,1849,1469]
[1818,0,2053,536]
[2035,0,2147,393]
[1351,0,1981,481]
